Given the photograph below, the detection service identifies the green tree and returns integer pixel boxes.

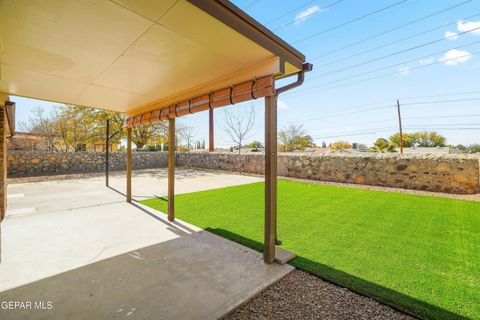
[132,123,168,150]
[369,138,396,153]
[330,141,351,150]
[467,144,480,153]
[388,132,414,148]
[389,131,446,148]
[416,131,446,147]
[246,141,263,149]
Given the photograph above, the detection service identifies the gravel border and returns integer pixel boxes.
[224,269,416,320]
[280,176,480,202]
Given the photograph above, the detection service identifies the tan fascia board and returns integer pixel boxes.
[126,56,281,117]
[187,0,305,70]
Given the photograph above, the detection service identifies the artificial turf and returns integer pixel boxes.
[140,180,480,320]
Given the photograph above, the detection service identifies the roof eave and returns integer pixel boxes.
[187,0,306,72]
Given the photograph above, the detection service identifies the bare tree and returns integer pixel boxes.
[22,106,61,152]
[223,103,256,154]
[177,125,196,152]
[278,123,313,152]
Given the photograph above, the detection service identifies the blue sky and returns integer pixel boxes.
[13,0,480,147]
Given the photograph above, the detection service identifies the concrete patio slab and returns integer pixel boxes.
[0,170,288,319]
[7,168,263,214]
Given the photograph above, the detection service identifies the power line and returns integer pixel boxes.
[265,0,318,25]
[399,91,480,100]
[311,126,480,139]
[291,40,480,93]
[310,25,480,80]
[403,97,480,106]
[243,0,262,9]
[272,0,345,31]
[315,12,480,67]
[292,0,410,44]
[310,0,473,60]
[277,96,480,127]
[292,114,480,132]
[288,50,480,94]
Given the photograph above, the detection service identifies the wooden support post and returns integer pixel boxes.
[168,118,175,221]
[209,108,214,152]
[264,95,277,264]
[126,127,132,203]
[0,99,6,222]
[105,119,110,187]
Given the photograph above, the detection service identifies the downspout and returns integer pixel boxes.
[273,62,313,246]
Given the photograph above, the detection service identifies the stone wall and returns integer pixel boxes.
[7,151,167,176]
[6,151,480,194]
[177,152,480,194]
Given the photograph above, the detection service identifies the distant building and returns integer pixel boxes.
[7,132,46,151]
[397,147,462,154]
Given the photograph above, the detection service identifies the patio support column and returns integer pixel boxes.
[168,118,175,221]
[209,109,214,152]
[0,96,7,223]
[264,94,277,264]
[126,127,132,203]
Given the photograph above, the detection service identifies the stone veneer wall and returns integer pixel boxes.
[177,152,480,194]
[6,151,480,194]
[7,151,167,176]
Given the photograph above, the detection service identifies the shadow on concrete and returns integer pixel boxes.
[106,185,161,200]
[205,228,470,320]
[0,225,289,320]
[128,202,198,235]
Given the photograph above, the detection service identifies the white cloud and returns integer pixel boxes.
[418,57,433,65]
[397,67,410,75]
[278,100,289,110]
[294,5,324,26]
[444,30,459,40]
[438,49,472,66]
[457,20,480,35]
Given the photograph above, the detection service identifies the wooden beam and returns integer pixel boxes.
[209,108,214,152]
[126,127,132,203]
[168,118,175,221]
[264,95,277,264]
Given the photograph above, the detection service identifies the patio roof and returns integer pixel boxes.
[0,0,305,115]
[0,0,311,265]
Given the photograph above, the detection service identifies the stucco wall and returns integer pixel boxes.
[6,151,480,194]
[7,151,167,176]
[177,152,480,194]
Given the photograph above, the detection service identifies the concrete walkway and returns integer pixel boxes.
[0,170,289,319]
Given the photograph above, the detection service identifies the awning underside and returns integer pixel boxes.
[126,75,274,127]
[0,0,304,114]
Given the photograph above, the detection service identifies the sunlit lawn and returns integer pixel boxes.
[141,180,480,320]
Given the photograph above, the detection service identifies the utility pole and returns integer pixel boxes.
[396,99,404,154]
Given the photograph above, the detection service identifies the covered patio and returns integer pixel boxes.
[0,0,310,318]
[0,0,311,265]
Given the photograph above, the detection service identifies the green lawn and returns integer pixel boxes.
[140,180,480,320]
